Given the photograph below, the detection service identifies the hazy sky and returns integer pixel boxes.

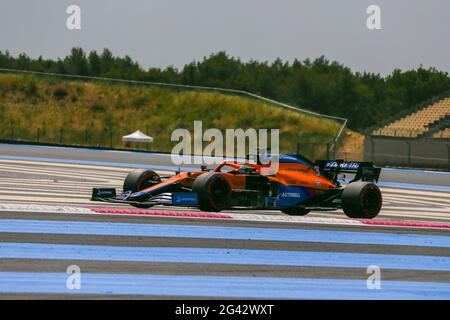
[1,0,449,75]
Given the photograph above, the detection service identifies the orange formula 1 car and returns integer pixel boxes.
[91,154,382,219]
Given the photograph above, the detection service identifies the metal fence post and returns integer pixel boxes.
[447,144,450,172]
[406,141,411,167]
[370,136,375,162]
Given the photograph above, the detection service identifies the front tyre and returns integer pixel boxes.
[192,172,232,212]
[342,182,382,219]
[123,169,161,209]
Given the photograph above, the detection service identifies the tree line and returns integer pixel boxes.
[1,47,450,131]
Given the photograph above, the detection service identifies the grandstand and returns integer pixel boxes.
[368,95,450,169]
[373,97,450,138]
[434,128,450,139]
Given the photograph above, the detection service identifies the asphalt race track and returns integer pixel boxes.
[0,143,449,299]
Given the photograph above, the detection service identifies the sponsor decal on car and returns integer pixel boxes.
[325,161,360,170]
[96,190,114,196]
[279,192,303,198]
[172,193,199,205]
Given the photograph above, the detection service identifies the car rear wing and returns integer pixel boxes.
[314,160,381,183]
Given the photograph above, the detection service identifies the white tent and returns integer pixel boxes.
[122,130,153,143]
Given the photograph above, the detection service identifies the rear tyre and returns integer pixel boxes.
[192,172,232,212]
[342,182,382,219]
[281,207,310,216]
[123,169,161,209]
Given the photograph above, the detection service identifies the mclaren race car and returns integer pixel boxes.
[91,154,383,219]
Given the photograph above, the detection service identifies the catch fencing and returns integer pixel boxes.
[0,67,348,153]
[0,123,335,161]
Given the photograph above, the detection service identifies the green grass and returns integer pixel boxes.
[0,73,342,157]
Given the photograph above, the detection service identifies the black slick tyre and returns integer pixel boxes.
[123,169,161,209]
[281,207,310,216]
[342,182,382,219]
[192,172,232,212]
